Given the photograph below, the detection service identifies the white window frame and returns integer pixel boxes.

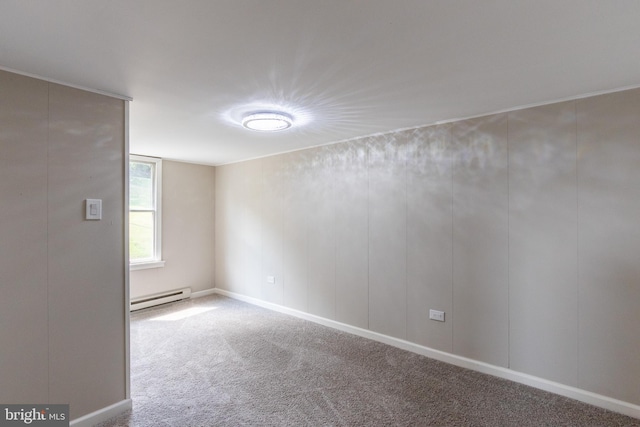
[129,154,165,270]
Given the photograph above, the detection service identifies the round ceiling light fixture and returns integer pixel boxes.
[242,111,293,132]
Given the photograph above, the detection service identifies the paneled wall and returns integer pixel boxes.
[0,69,50,403]
[130,160,215,299]
[215,88,640,406]
[508,101,578,385]
[576,90,640,404]
[0,70,127,419]
[452,114,509,367]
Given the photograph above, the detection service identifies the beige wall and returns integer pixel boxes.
[215,88,640,407]
[0,70,127,419]
[130,160,215,299]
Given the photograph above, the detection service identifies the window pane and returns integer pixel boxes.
[130,161,153,210]
[130,211,155,261]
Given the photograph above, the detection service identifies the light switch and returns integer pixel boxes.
[86,199,102,220]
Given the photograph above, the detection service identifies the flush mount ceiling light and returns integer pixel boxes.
[242,111,293,132]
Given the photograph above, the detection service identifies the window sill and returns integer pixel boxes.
[130,260,166,271]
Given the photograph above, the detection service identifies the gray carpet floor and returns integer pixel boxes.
[99,294,639,426]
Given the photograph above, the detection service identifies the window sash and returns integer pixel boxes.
[129,155,162,267]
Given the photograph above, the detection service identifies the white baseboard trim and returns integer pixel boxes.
[191,288,217,299]
[70,399,132,427]
[213,288,640,420]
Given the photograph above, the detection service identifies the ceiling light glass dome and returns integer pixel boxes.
[242,112,293,132]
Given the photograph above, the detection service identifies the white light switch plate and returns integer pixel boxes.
[86,199,102,220]
[266,276,276,284]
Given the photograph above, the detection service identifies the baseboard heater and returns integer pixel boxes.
[130,287,192,311]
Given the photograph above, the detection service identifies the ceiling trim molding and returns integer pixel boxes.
[0,65,133,101]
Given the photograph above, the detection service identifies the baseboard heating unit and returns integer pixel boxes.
[130,287,192,311]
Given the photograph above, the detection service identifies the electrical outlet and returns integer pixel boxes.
[266,276,275,284]
[429,309,445,322]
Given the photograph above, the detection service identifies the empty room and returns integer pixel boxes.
[1,1,640,426]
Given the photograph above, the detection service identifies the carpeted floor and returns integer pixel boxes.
[99,294,639,426]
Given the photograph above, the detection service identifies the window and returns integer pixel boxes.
[129,155,164,269]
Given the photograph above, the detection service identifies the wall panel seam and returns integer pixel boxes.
[46,82,51,403]
[575,100,580,386]
[367,142,371,330]
[506,113,510,370]
[405,138,409,339]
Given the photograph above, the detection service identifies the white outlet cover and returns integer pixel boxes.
[429,309,445,322]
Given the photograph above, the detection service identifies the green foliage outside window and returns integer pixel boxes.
[130,161,155,261]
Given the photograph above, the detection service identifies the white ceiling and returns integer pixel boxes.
[2,1,640,165]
